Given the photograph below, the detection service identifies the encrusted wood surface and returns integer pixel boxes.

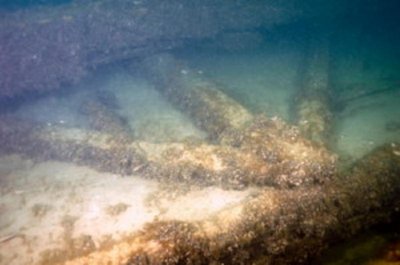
[142,54,337,187]
[0,51,398,264]
[293,39,334,146]
[142,54,254,140]
[0,115,332,189]
[61,144,400,265]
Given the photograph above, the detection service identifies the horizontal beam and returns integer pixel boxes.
[0,116,333,188]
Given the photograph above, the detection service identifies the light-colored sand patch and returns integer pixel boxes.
[0,155,254,265]
[14,67,206,143]
[101,70,207,142]
[0,157,159,265]
[158,187,254,221]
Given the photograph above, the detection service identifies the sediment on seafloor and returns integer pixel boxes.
[292,38,334,147]
[141,54,337,187]
[60,143,400,265]
[0,116,332,188]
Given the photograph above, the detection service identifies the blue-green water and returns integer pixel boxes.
[0,0,71,10]
[0,1,400,264]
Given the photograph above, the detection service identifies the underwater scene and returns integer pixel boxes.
[0,1,400,264]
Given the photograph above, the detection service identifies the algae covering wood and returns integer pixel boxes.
[293,38,334,147]
[141,53,337,187]
[0,153,255,265]
[0,0,299,98]
[61,144,400,265]
[0,116,333,189]
[141,53,254,140]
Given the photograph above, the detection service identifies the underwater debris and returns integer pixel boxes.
[141,54,336,187]
[0,77,398,265]
[0,52,338,189]
[0,115,335,189]
[61,144,400,265]
[293,38,334,147]
[141,53,254,140]
[0,116,147,176]
[221,115,337,187]
[0,1,398,264]
[0,51,398,264]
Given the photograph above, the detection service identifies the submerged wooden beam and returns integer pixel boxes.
[141,53,337,187]
[62,143,400,265]
[141,54,254,140]
[0,116,329,189]
[0,116,145,176]
[293,39,334,147]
